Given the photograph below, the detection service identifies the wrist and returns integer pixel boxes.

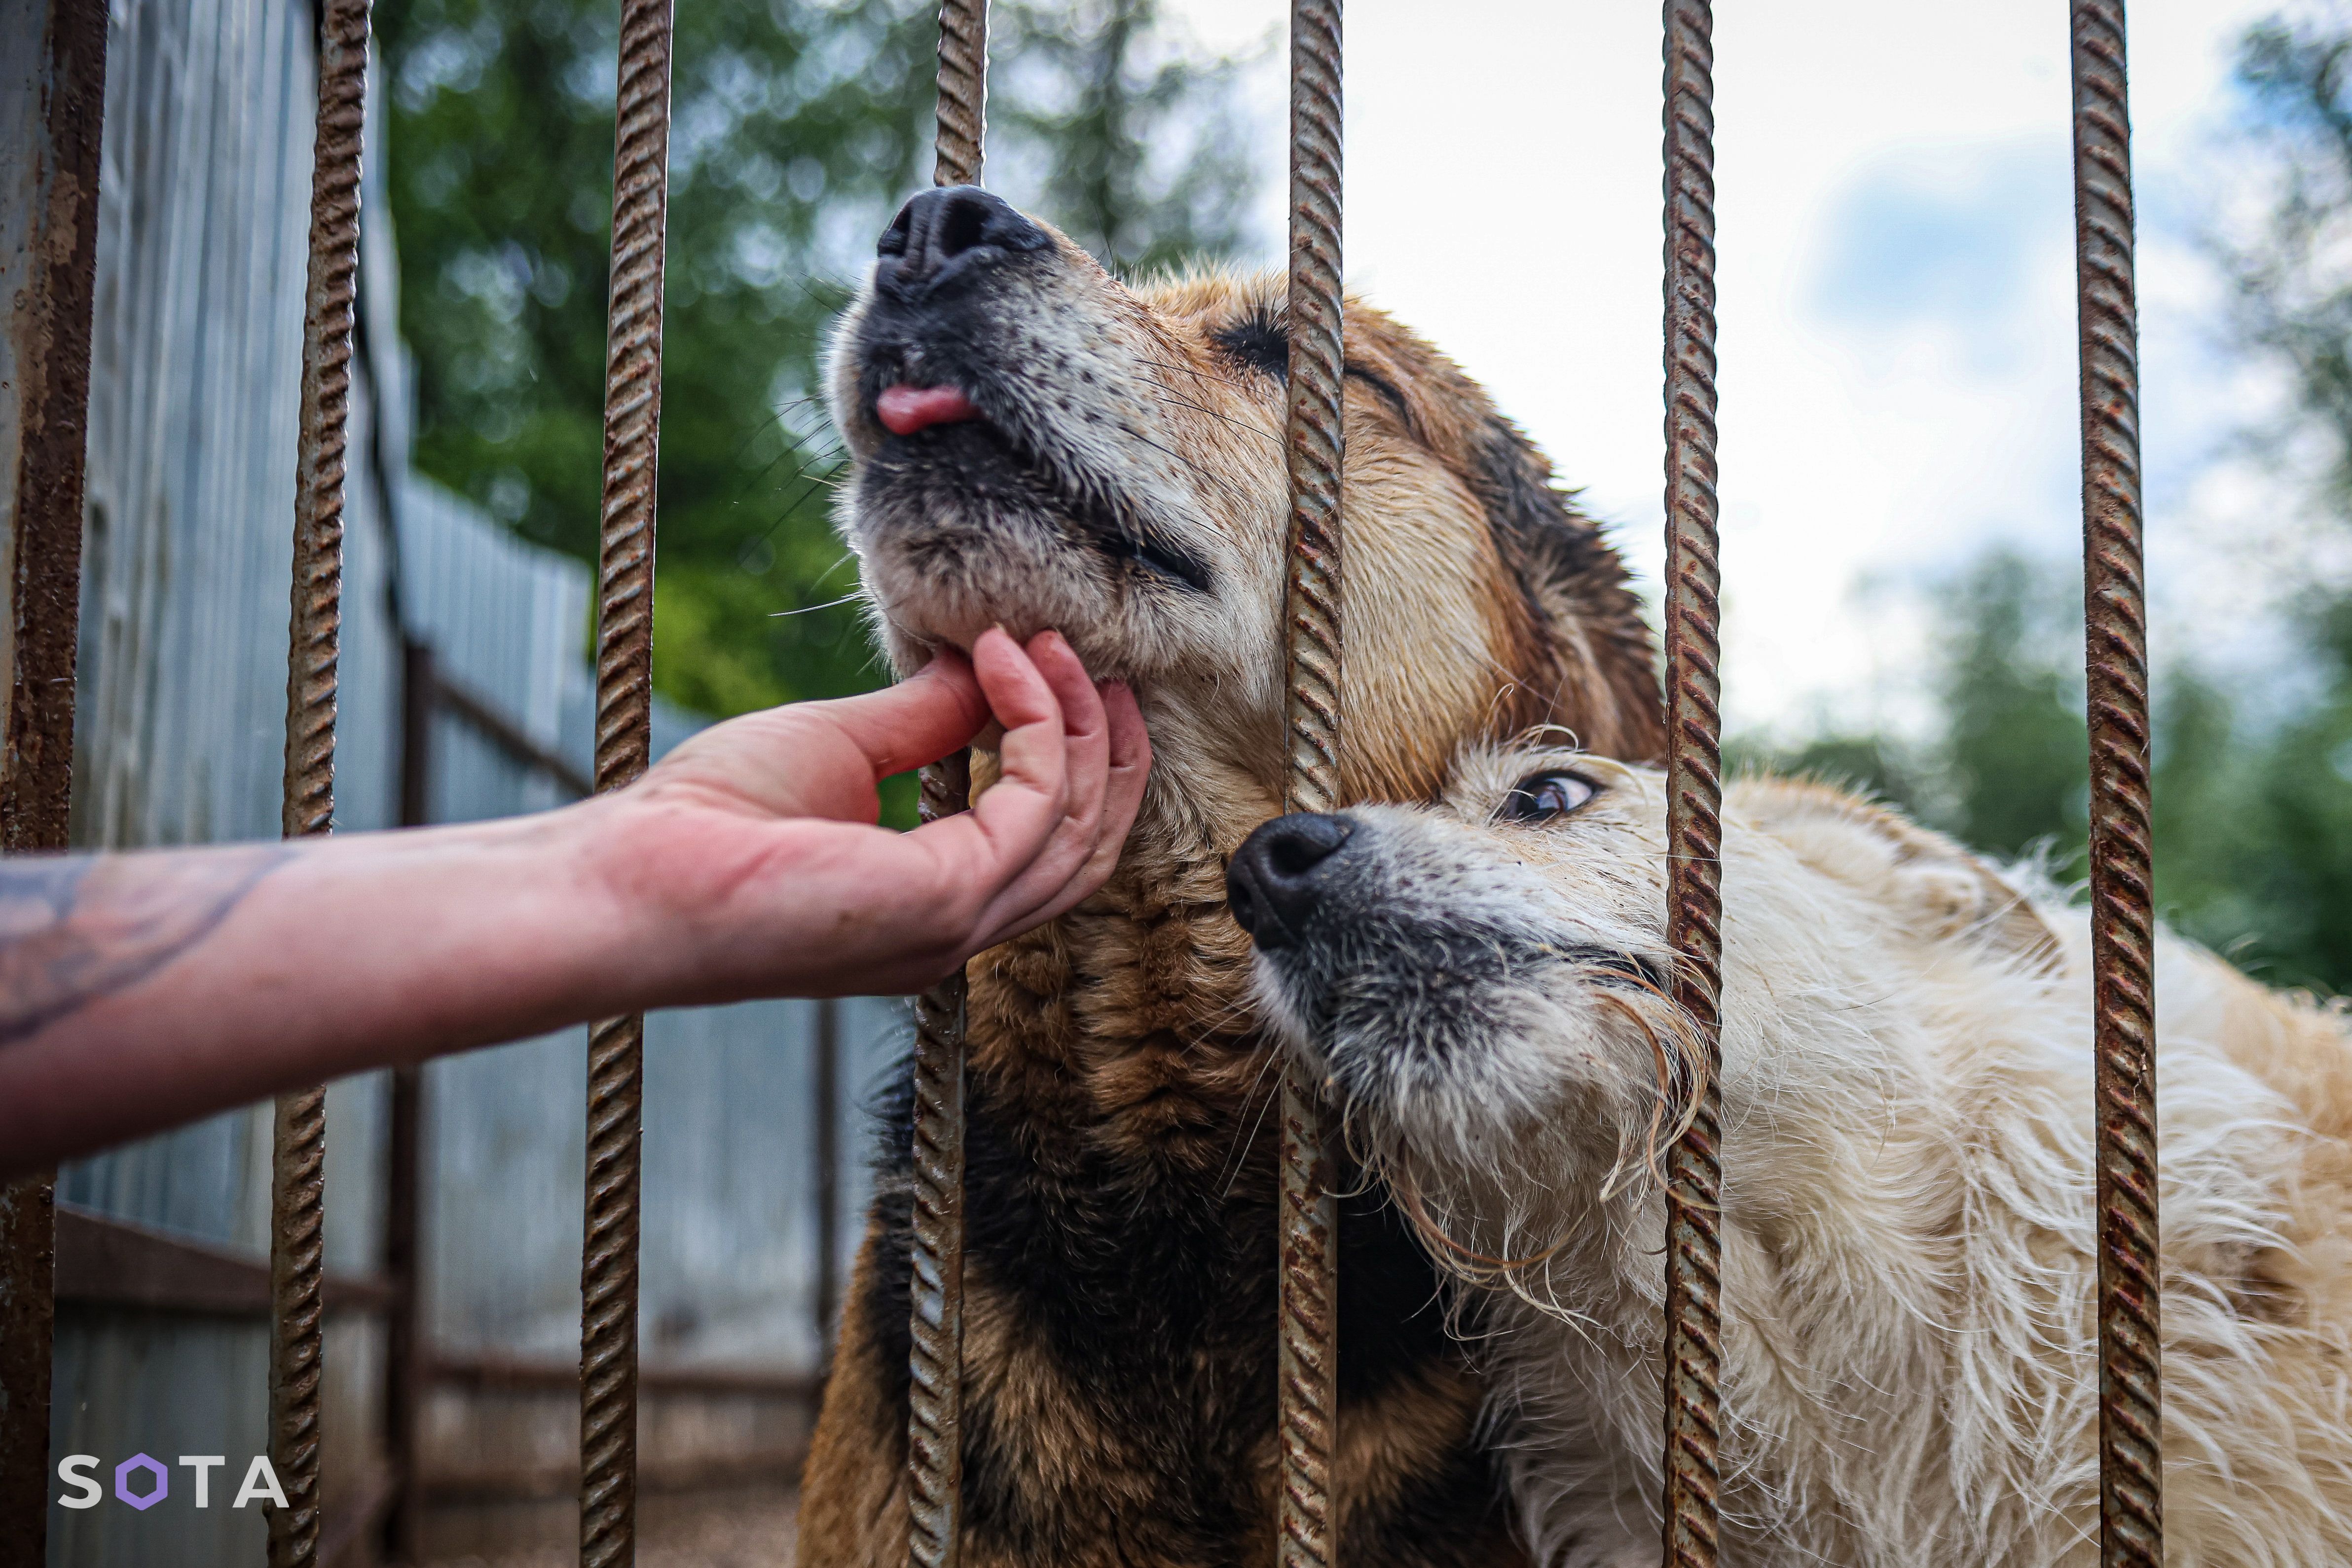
[550,788,719,1011]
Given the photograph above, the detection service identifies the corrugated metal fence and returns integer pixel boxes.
[40,0,896,1563]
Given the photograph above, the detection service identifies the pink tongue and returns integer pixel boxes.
[877,384,980,436]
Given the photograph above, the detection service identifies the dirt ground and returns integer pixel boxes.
[422,1487,799,1568]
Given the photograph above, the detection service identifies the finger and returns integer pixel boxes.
[958,631,1121,930]
[908,630,1073,898]
[1025,629,1111,840]
[1083,681,1150,884]
[637,646,988,824]
[963,681,1149,948]
[804,646,988,781]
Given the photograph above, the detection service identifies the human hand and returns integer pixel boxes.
[0,628,1144,1173]
[587,626,1149,1001]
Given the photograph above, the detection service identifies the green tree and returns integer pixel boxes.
[379,0,1264,721]
[2214,7,2352,990]
[1930,550,2089,872]
[2240,601,2352,989]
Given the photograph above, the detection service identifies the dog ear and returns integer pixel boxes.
[1741,779,2064,973]
[1471,416,1665,765]
[1886,852,2064,973]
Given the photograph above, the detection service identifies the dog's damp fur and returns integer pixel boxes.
[795,192,1665,1568]
[1250,744,2352,1567]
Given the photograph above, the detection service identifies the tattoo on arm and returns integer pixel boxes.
[0,847,291,1045]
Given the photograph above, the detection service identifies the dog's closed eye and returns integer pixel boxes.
[1497,770,1600,825]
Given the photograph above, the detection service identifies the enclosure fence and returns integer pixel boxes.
[0,1,2157,1566]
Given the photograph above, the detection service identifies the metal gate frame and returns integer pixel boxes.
[0,2,2158,1567]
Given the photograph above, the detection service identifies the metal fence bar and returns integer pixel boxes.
[907,756,970,1568]
[2069,3,2160,1563]
[0,0,105,1560]
[1657,2,1724,1565]
[272,4,371,1564]
[581,2,675,1564]
[904,7,986,1566]
[1277,0,1343,1565]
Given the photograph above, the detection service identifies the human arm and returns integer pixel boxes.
[0,628,1145,1173]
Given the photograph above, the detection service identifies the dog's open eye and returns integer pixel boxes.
[1497,770,1599,824]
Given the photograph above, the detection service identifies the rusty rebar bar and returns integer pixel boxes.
[1658,3,1723,1565]
[907,755,970,1568]
[934,0,987,189]
[580,3,673,1565]
[267,1088,329,1568]
[2070,4,2160,1563]
[904,17,989,1566]
[0,4,105,1561]
[1277,0,1343,1564]
[270,5,369,1563]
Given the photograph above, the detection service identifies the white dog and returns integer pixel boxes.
[1228,745,2352,1567]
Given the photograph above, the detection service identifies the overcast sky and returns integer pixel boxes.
[1146,0,2309,737]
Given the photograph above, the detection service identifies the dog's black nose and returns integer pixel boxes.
[876,186,1049,297]
[1227,814,1355,951]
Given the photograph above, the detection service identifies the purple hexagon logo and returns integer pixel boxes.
[114,1453,167,1511]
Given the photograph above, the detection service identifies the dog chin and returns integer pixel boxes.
[1248,954,1331,1075]
[862,525,1116,657]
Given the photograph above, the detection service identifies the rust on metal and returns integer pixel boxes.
[0,0,106,1560]
[581,2,675,1565]
[904,10,989,1566]
[271,4,371,1564]
[1278,0,1343,1564]
[2070,2,2161,1563]
[1,0,104,857]
[933,0,988,190]
[1658,2,1724,1565]
[0,1179,55,1568]
[268,1089,329,1568]
[907,755,971,1568]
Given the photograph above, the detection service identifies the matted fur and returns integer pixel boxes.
[1250,746,2352,1567]
[797,197,1664,1568]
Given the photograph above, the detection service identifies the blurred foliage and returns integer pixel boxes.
[379,0,1265,732]
[1742,549,2352,995]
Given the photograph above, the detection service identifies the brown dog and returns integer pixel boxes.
[797,186,1663,1568]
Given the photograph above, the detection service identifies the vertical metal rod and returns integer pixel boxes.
[1278,1,1342,1565]
[1657,3,1723,1566]
[813,996,843,1360]
[906,757,970,1568]
[581,2,674,1565]
[0,1183,54,1568]
[273,4,370,1564]
[0,0,104,1560]
[905,8,986,1566]
[2070,4,2160,1563]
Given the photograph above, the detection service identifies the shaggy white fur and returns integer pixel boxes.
[1248,745,2352,1567]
